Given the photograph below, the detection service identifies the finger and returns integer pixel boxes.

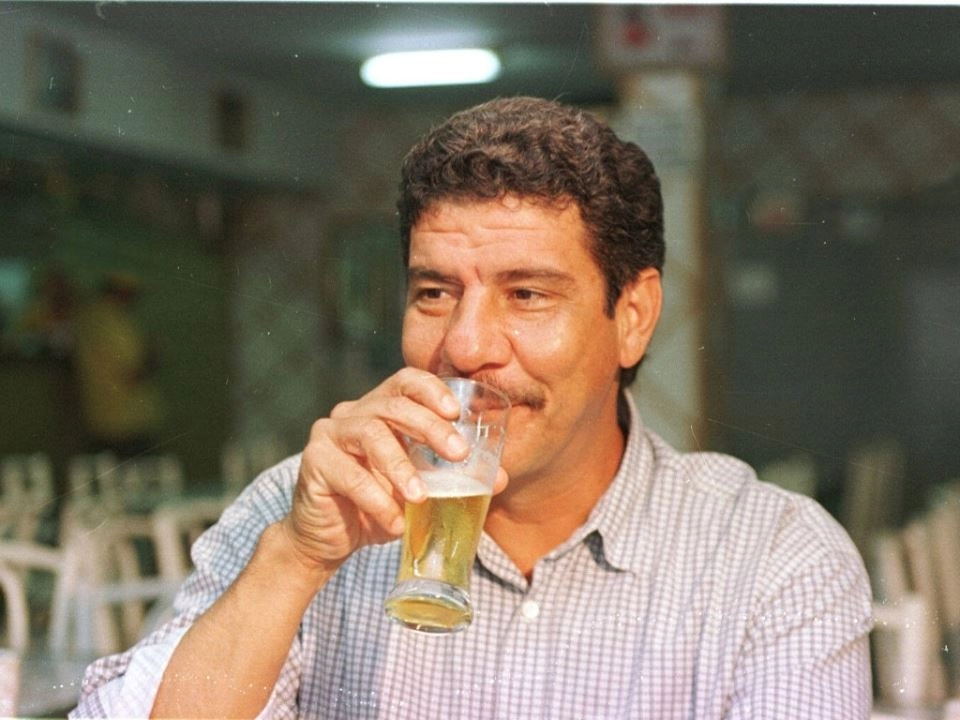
[491,466,509,496]
[334,368,461,423]
[389,368,462,419]
[302,430,407,534]
[336,390,469,464]
[334,416,427,502]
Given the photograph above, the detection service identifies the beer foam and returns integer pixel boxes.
[420,469,491,498]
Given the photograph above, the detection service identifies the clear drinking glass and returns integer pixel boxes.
[384,377,510,633]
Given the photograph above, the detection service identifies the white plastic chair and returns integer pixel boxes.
[58,452,193,654]
[0,453,55,542]
[71,526,180,655]
[0,534,180,716]
[926,482,960,696]
[0,538,95,716]
[843,437,905,557]
[872,594,937,710]
[65,451,123,515]
[118,454,186,512]
[870,506,953,707]
[66,452,185,517]
[151,496,228,583]
[0,540,72,655]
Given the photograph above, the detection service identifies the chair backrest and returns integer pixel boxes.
[116,455,185,512]
[843,437,905,557]
[0,535,180,716]
[925,481,960,696]
[872,594,936,709]
[68,527,180,656]
[0,532,182,660]
[66,452,124,517]
[0,540,72,655]
[65,452,185,519]
[151,497,227,583]
[0,454,54,542]
[869,484,960,706]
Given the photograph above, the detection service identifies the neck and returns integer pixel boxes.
[485,407,627,578]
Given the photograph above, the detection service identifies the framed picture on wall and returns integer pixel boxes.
[28,33,81,114]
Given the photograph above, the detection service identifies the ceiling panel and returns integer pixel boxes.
[35,2,960,104]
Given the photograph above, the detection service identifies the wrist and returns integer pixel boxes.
[256,521,342,594]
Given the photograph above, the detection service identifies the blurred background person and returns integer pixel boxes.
[72,270,164,458]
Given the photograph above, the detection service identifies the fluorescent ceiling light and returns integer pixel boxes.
[360,48,501,88]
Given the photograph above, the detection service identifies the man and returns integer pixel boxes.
[72,97,874,719]
[72,271,164,457]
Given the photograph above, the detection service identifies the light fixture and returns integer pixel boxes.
[360,48,501,89]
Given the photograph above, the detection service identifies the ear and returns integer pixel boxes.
[615,267,662,370]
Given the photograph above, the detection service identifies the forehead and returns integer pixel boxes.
[409,196,590,257]
[406,198,609,300]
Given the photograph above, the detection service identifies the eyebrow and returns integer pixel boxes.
[406,266,456,285]
[406,265,578,290]
[493,268,578,290]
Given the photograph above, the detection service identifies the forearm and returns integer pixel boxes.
[151,521,335,719]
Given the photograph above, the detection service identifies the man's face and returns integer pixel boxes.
[401,195,646,490]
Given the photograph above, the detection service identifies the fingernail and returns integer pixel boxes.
[407,475,424,502]
[441,394,460,415]
[447,432,469,457]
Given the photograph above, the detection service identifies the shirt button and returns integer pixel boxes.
[520,599,541,621]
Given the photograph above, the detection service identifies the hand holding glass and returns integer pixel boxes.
[384,377,510,633]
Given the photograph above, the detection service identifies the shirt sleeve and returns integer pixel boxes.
[69,621,296,719]
[70,461,304,718]
[726,498,876,720]
[69,626,188,718]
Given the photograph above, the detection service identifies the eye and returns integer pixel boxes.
[416,287,445,301]
[509,287,553,309]
[512,288,539,301]
[408,283,457,313]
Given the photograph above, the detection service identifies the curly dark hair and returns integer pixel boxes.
[397,96,665,386]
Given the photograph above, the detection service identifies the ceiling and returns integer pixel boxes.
[37,2,960,106]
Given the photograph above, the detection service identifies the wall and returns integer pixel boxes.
[711,86,960,525]
[0,4,335,187]
[0,5,344,483]
[6,5,958,523]
[0,146,233,483]
[0,7,470,480]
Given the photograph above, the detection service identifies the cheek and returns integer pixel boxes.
[514,315,623,392]
[401,313,440,367]
[508,316,586,373]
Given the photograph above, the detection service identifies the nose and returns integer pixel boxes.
[439,289,510,375]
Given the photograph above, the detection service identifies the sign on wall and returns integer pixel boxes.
[595,5,727,72]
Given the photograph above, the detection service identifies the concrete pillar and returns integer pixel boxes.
[611,71,710,452]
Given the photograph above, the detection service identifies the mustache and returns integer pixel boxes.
[470,374,546,411]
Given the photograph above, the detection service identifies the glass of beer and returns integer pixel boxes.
[384,377,510,633]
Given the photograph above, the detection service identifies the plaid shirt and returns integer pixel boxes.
[72,394,874,719]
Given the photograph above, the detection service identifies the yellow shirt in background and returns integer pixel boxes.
[73,297,163,444]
